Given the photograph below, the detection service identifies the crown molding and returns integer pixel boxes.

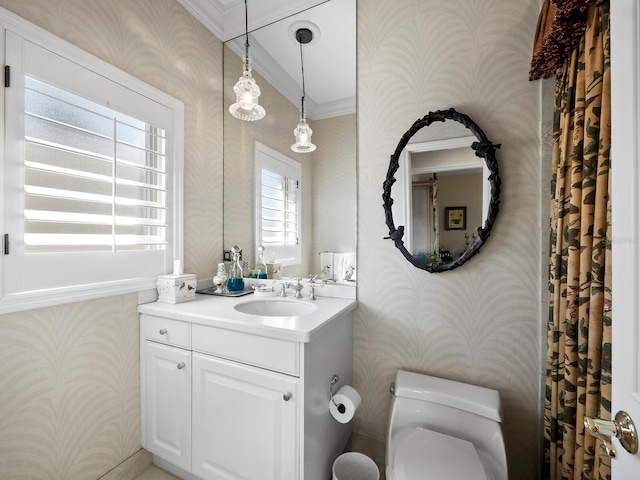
[223,0,329,41]
[175,0,225,40]
[177,0,329,42]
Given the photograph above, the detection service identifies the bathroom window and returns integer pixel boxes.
[22,76,167,254]
[1,22,184,313]
[254,142,301,266]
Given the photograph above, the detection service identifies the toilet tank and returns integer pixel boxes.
[387,371,508,480]
[392,370,502,422]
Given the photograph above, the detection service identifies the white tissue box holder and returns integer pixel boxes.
[156,273,197,304]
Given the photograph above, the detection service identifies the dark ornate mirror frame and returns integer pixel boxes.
[382,108,502,273]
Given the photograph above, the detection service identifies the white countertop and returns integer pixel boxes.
[138,292,356,343]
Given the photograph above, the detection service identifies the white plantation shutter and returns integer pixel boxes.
[23,76,168,252]
[255,143,301,266]
[260,169,298,247]
[2,27,183,305]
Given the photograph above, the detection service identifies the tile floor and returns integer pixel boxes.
[133,465,385,480]
[133,465,181,480]
[133,463,386,480]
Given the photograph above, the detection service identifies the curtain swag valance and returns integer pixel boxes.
[529,0,608,80]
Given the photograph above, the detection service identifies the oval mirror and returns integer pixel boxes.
[382,108,501,272]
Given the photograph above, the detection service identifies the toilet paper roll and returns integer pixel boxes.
[329,385,361,424]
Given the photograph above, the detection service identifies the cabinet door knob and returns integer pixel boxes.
[283,392,292,401]
[177,362,186,370]
[159,328,167,335]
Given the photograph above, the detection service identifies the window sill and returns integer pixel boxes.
[0,277,158,315]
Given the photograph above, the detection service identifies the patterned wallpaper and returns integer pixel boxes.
[310,114,357,259]
[0,0,223,478]
[353,0,544,479]
[0,0,546,479]
[0,294,141,479]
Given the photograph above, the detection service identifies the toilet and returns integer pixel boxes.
[386,370,508,480]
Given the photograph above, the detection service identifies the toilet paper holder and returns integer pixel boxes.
[330,375,346,414]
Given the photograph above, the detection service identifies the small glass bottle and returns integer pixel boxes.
[255,245,268,279]
[227,246,245,292]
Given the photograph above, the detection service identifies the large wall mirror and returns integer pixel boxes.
[383,109,501,273]
[223,0,356,280]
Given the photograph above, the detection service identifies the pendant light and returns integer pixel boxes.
[291,28,316,153]
[229,0,266,121]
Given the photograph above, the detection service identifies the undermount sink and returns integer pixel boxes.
[234,299,318,317]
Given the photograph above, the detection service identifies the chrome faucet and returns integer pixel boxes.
[288,278,304,298]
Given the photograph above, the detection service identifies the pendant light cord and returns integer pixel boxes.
[299,41,306,119]
[243,0,250,66]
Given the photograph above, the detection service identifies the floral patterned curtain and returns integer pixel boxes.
[543,3,611,479]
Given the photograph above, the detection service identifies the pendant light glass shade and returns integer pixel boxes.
[229,0,265,121]
[291,115,316,153]
[291,28,316,153]
[229,65,265,121]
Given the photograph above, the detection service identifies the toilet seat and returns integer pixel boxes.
[391,427,489,480]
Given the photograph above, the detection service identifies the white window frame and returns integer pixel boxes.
[0,7,184,314]
[254,142,301,267]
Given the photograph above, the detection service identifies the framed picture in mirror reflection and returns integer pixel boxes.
[445,206,466,230]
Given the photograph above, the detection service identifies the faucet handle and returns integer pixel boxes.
[275,282,289,297]
[308,282,323,300]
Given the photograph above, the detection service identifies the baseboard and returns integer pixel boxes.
[98,449,153,480]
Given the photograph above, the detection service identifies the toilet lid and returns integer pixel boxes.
[393,428,489,480]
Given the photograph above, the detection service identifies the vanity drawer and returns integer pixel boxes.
[143,315,190,349]
[192,324,299,377]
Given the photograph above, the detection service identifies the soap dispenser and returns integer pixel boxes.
[227,246,245,292]
[255,245,268,279]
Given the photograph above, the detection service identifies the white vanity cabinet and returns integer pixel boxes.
[142,316,192,472]
[139,294,355,480]
[191,353,299,479]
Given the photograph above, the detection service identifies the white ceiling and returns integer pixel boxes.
[176,0,356,119]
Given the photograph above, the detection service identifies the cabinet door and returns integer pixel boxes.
[192,353,299,480]
[143,341,191,472]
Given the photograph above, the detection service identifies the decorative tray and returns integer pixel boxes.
[196,287,255,297]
